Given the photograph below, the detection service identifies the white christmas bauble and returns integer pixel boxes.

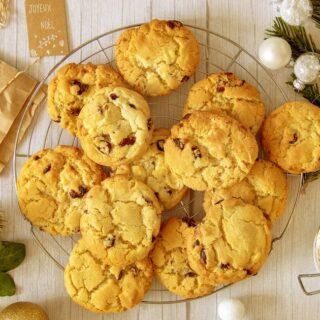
[218,298,246,320]
[294,53,320,84]
[258,37,292,70]
[280,0,313,26]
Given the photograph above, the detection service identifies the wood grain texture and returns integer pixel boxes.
[0,0,320,319]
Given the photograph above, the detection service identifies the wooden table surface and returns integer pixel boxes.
[1,0,320,319]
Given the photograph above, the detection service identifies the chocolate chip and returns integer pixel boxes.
[214,199,224,205]
[119,135,136,146]
[118,270,124,280]
[192,146,201,159]
[147,118,153,130]
[289,133,298,144]
[70,80,89,95]
[104,235,115,248]
[84,210,88,214]
[185,271,197,277]
[245,269,255,276]
[69,186,87,199]
[220,263,231,270]
[79,186,88,197]
[164,186,172,195]
[182,113,191,121]
[157,139,165,151]
[110,93,118,100]
[103,166,113,178]
[34,155,40,160]
[69,190,79,198]
[129,103,136,109]
[98,106,104,115]
[130,266,139,275]
[181,75,190,82]
[167,20,183,29]
[200,249,207,264]
[43,164,51,174]
[173,138,184,150]
[182,216,197,227]
[154,192,160,199]
[217,86,225,93]
[193,239,200,248]
[70,108,81,116]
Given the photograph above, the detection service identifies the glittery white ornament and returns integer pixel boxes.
[218,298,246,320]
[280,0,313,26]
[258,37,292,70]
[293,53,320,90]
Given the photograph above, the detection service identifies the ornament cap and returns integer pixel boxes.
[293,78,306,91]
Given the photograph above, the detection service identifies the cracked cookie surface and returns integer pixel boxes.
[16,146,104,236]
[261,101,320,173]
[204,160,288,223]
[164,111,258,191]
[151,217,215,298]
[48,63,126,135]
[186,199,272,286]
[183,72,265,135]
[64,238,153,313]
[80,175,162,267]
[115,128,188,210]
[115,19,200,96]
[77,86,153,166]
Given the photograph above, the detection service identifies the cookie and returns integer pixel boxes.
[16,146,104,236]
[204,160,288,223]
[115,19,200,96]
[80,175,162,267]
[48,63,125,135]
[261,101,320,173]
[115,128,188,210]
[64,239,153,313]
[77,86,153,166]
[164,111,258,191]
[183,72,265,135]
[151,217,215,299]
[186,199,272,286]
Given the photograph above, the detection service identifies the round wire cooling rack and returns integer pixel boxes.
[13,23,305,305]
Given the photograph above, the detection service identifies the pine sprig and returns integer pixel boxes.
[266,14,320,185]
[266,17,319,58]
[311,0,320,28]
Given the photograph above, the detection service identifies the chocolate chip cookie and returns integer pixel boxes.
[115,19,200,96]
[77,86,153,166]
[16,146,104,235]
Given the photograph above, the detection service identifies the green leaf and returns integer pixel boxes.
[0,272,16,296]
[0,241,26,272]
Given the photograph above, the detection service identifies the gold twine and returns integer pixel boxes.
[0,58,41,95]
[0,0,10,28]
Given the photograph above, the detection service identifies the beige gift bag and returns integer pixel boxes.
[0,59,46,173]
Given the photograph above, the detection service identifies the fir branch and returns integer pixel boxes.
[311,0,320,29]
[266,17,319,59]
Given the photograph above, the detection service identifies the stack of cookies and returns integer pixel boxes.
[16,18,320,313]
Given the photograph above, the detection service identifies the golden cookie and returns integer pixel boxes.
[115,19,200,96]
[77,86,153,166]
[151,217,215,299]
[16,146,104,236]
[164,111,258,191]
[115,128,188,210]
[183,72,265,134]
[186,199,272,286]
[204,160,288,223]
[48,63,125,135]
[80,175,162,267]
[64,239,153,313]
[261,101,320,173]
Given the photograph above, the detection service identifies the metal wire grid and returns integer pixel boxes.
[13,24,304,304]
